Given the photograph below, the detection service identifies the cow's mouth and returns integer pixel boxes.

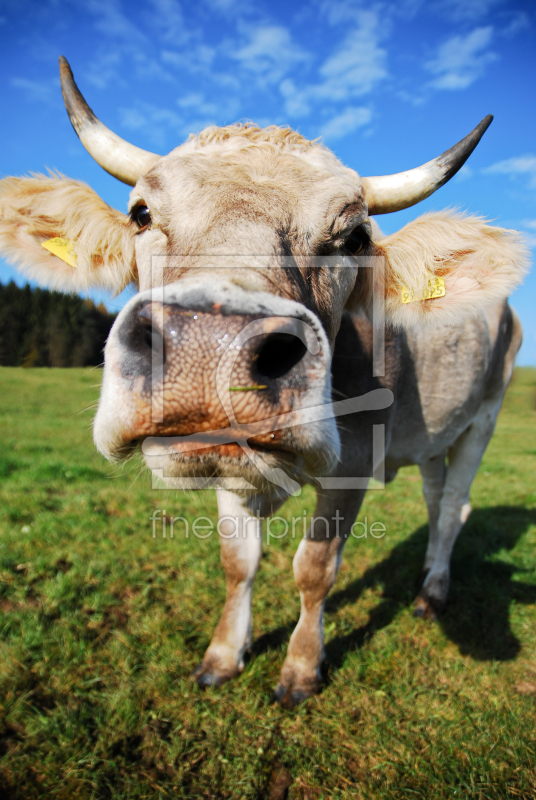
[126,432,303,489]
[127,434,297,462]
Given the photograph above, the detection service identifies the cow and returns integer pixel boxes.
[0,57,529,707]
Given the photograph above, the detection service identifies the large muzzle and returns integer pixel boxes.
[94,281,339,485]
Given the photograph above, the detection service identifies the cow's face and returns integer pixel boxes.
[94,135,373,491]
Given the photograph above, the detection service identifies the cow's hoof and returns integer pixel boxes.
[413,592,443,621]
[191,664,236,689]
[271,677,322,709]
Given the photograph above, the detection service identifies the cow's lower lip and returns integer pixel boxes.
[129,436,296,460]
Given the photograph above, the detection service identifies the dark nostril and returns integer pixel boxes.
[254,333,307,381]
[139,316,166,363]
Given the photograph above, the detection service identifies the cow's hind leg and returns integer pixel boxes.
[273,489,366,708]
[416,396,503,618]
[193,490,271,687]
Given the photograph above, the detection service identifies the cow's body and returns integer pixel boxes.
[0,58,529,706]
[337,300,521,610]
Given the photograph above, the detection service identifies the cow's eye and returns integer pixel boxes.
[133,205,151,230]
[345,225,369,255]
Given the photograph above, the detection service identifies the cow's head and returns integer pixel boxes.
[0,58,528,494]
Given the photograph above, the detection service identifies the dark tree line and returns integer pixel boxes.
[0,281,117,367]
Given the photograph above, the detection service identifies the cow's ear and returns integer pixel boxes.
[0,174,136,294]
[355,212,529,329]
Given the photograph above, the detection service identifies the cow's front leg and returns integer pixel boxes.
[193,489,278,687]
[273,490,365,708]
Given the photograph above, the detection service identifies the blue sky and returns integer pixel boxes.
[1,0,535,363]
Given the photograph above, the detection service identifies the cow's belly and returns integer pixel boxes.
[385,311,493,466]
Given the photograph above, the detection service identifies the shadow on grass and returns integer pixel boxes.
[325,505,536,667]
[254,506,536,668]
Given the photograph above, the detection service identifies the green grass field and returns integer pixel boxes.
[0,366,535,799]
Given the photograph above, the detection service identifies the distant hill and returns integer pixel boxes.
[0,281,117,367]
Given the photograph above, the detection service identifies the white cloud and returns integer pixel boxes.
[279,79,310,117]
[177,92,221,117]
[500,11,530,38]
[231,25,309,83]
[85,51,123,90]
[204,0,251,16]
[177,93,206,109]
[149,0,190,45]
[319,11,388,95]
[519,232,536,249]
[86,0,149,45]
[426,26,497,90]
[319,106,372,140]
[120,103,182,128]
[161,45,217,76]
[518,220,536,249]
[454,164,473,182]
[280,10,387,118]
[484,155,536,188]
[430,0,504,22]
[319,0,365,26]
[10,77,58,104]
[119,102,183,148]
[119,91,240,148]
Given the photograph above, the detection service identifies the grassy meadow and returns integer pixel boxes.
[0,365,535,799]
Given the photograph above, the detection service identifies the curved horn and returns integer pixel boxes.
[59,56,161,186]
[361,115,493,215]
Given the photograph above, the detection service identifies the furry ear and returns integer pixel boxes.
[349,211,530,329]
[0,174,136,294]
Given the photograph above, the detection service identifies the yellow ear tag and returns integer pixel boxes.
[41,237,77,268]
[401,276,445,304]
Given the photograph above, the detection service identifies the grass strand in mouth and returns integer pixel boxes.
[228,385,267,391]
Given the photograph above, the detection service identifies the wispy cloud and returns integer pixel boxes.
[10,77,59,104]
[162,45,216,74]
[176,92,223,118]
[280,9,387,118]
[84,51,123,90]
[319,106,372,141]
[518,220,536,249]
[148,0,190,45]
[430,0,504,22]
[120,103,181,130]
[231,25,309,83]
[500,11,530,38]
[426,26,497,90]
[484,155,536,188]
[119,90,240,148]
[319,12,388,96]
[86,0,149,45]
[119,102,184,149]
[204,0,255,17]
[454,164,473,182]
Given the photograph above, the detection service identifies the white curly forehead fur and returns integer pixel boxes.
[168,123,362,182]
